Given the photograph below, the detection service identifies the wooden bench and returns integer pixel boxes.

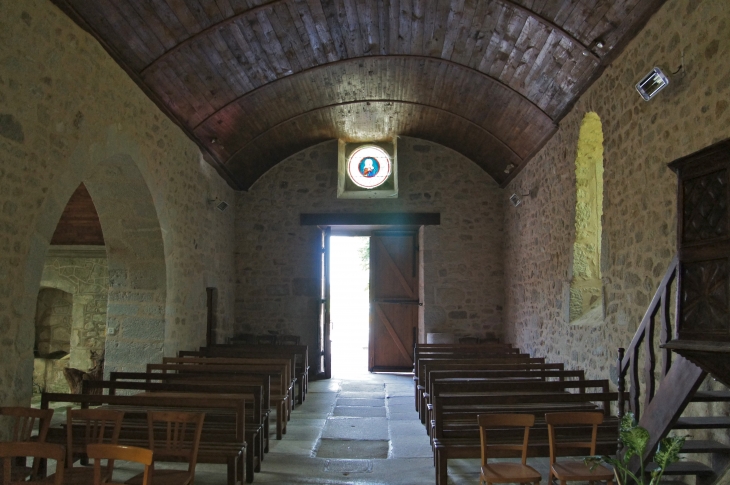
[81,379,264,483]
[414,356,546,417]
[147,362,290,440]
[110,371,273,452]
[194,344,310,404]
[41,392,247,485]
[162,356,295,420]
[422,368,586,427]
[428,381,621,485]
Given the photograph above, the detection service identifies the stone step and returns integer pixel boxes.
[691,391,730,402]
[681,439,730,454]
[674,417,730,429]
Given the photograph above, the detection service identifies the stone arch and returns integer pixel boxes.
[13,130,167,406]
[569,112,604,323]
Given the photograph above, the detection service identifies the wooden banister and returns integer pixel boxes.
[616,255,678,420]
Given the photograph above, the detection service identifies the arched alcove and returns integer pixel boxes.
[569,112,605,323]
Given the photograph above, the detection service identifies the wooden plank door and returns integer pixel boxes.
[369,231,419,372]
[319,227,332,377]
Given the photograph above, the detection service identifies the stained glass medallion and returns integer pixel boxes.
[348,145,392,189]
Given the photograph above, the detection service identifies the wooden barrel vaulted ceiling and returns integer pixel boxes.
[52,0,666,190]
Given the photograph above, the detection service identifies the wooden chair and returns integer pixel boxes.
[477,414,541,485]
[0,407,54,480]
[545,412,614,485]
[126,411,205,485]
[459,336,480,344]
[86,444,152,485]
[0,442,65,485]
[256,334,277,345]
[65,409,124,484]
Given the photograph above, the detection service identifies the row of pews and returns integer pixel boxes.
[413,342,623,485]
[40,342,309,484]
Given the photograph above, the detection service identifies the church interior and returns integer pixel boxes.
[1,0,730,483]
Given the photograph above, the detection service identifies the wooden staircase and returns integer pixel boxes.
[618,256,730,484]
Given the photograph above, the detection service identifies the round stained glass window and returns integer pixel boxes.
[347,145,392,189]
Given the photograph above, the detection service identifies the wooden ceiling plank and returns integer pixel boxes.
[355,0,381,55]
[144,64,200,123]
[205,30,252,96]
[427,0,453,57]
[496,9,530,82]
[397,0,412,54]
[387,0,400,55]
[197,0,228,24]
[408,0,426,55]
[339,0,365,57]
[234,16,280,81]
[440,0,465,60]
[507,19,550,89]
[475,3,509,73]
[251,9,295,76]
[318,0,349,59]
[500,15,545,86]
[304,0,340,62]
[184,37,239,107]
[164,0,206,34]
[266,2,308,72]
[493,9,528,80]
[127,0,185,49]
[376,0,391,54]
[477,5,510,76]
[213,29,257,91]
[446,0,478,63]
[163,47,219,123]
[287,0,328,65]
[562,0,597,40]
[461,0,495,67]
[578,1,613,42]
[69,0,150,70]
[114,2,170,59]
[223,21,270,87]
[213,0,236,17]
[552,0,582,28]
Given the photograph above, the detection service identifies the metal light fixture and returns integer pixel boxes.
[208,197,229,212]
[636,67,669,101]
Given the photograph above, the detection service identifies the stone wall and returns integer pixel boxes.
[235,137,505,356]
[34,287,72,356]
[0,0,236,420]
[503,0,730,456]
[40,247,108,369]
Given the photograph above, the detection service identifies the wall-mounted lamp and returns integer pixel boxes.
[636,67,670,101]
[208,197,229,212]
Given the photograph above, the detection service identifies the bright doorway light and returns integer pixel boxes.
[330,236,370,378]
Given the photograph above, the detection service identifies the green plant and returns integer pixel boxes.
[585,412,686,485]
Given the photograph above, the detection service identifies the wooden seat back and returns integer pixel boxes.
[86,444,152,485]
[0,442,65,485]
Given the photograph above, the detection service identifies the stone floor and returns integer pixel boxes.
[88,369,561,485]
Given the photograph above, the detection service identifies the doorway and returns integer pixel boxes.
[330,236,370,377]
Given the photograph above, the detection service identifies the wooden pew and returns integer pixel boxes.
[422,367,586,427]
[414,356,544,416]
[147,362,290,440]
[81,379,264,483]
[41,392,247,485]
[195,344,310,404]
[162,356,295,420]
[110,371,273,452]
[428,380,621,485]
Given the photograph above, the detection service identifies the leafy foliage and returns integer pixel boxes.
[585,412,685,485]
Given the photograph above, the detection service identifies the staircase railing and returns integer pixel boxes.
[617,255,678,421]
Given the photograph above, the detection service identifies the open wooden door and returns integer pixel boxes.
[318,227,332,378]
[369,231,419,372]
